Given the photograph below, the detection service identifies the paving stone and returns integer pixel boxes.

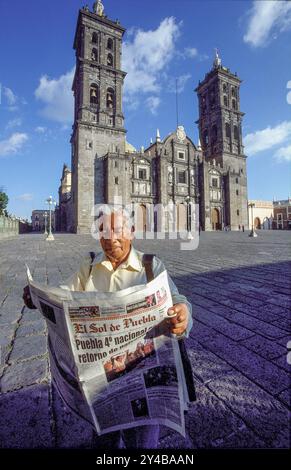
[218,427,268,448]
[186,382,249,448]
[277,389,290,409]
[195,324,289,395]
[52,384,94,449]
[271,354,291,373]
[206,371,290,447]
[0,357,48,392]
[21,308,43,322]
[186,343,233,383]
[0,384,53,448]
[16,319,47,338]
[9,334,47,363]
[194,309,255,341]
[239,334,286,360]
[0,310,22,325]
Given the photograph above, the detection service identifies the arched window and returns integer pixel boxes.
[223,95,228,107]
[210,89,215,106]
[234,125,239,141]
[212,124,217,142]
[90,84,99,105]
[107,53,113,66]
[231,87,236,97]
[91,48,98,62]
[223,83,227,93]
[232,99,237,110]
[92,32,98,44]
[201,95,207,113]
[203,129,209,146]
[107,38,113,50]
[225,122,231,139]
[106,88,114,109]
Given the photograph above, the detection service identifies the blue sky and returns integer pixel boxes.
[0,0,290,220]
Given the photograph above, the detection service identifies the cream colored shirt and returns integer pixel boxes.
[61,246,193,337]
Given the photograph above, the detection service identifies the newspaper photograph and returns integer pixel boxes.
[26,267,188,437]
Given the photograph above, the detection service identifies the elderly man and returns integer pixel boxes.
[23,207,193,449]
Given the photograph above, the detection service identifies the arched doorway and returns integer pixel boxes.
[211,208,221,230]
[254,217,261,229]
[262,217,270,230]
[136,204,147,232]
[177,203,187,232]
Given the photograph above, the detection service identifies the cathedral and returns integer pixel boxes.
[57,1,248,234]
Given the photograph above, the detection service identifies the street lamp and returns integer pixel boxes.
[185,195,193,239]
[46,196,56,241]
[248,202,257,238]
[44,211,48,236]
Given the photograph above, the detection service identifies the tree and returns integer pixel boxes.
[0,189,9,216]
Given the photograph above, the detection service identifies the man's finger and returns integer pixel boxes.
[167,308,177,317]
[168,312,187,324]
[171,320,186,329]
[172,327,186,335]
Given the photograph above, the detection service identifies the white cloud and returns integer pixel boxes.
[34,126,46,133]
[6,118,22,129]
[16,193,33,201]
[123,95,140,111]
[167,74,192,94]
[2,86,27,111]
[145,96,161,115]
[274,144,291,162]
[287,80,291,105]
[3,87,17,105]
[182,47,198,58]
[123,17,182,101]
[244,0,291,47]
[0,132,28,157]
[244,121,291,155]
[35,68,74,123]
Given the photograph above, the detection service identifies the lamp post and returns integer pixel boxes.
[44,211,48,236]
[195,190,200,234]
[46,196,56,241]
[185,195,193,239]
[248,202,257,237]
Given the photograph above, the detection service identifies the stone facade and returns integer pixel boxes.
[31,210,55,232]
[273,199,291,230]
[69,4,248,234]
[56,165,73,232]
[247,200,274,230]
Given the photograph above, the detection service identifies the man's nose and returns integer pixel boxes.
[109,230,118,240]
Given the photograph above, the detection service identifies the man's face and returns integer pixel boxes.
[99,211,134,263]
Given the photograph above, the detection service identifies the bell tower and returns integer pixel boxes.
[196,51,248,230]
[196,49,246,165]
[71,1,127,233]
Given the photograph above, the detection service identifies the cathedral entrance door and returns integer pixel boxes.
[211,208,221,230]
[136,204,147,233]
[177,203,187,233]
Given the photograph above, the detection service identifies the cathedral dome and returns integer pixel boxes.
[125,141,136,153]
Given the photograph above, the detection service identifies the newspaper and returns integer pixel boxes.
[26,266,188,437]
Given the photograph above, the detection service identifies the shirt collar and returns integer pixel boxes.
[92,246,143,272]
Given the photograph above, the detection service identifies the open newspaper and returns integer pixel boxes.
[26,267,188,437]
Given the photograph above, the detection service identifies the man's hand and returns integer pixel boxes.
[22,285,37,309]
[167,303,189,336]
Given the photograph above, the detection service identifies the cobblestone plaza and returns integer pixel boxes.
[0,231,290,448]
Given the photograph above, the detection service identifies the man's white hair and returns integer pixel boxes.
[96,204,134,230]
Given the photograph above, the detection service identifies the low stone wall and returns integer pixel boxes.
[0,216,19,239]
